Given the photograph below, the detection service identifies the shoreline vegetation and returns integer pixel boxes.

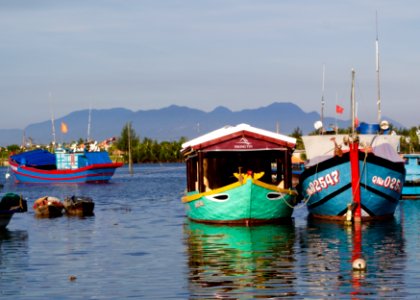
[0,123,419,167]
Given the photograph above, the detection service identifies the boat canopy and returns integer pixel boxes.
[84,151,113,164]
[181,123,296,154]
[10,149,55,167]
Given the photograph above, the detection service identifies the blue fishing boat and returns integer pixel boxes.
[402,154,420,199]
[181,124,298,225]
[299,70,405,221]
[9,148,123,183]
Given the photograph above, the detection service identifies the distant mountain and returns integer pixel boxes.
[0,102,404,146]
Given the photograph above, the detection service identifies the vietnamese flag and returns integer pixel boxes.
[61,122,68,133]
[336,105,344,114]
[354,117,359,128]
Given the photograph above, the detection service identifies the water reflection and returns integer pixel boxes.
[184,221,296,299]
[298,217,406,298]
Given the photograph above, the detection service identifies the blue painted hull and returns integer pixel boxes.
[402,154,420,199]
[299,151,405,219]
[10,162,122,183]
[402,185,420,198]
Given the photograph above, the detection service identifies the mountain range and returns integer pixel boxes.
[0,102,403,146]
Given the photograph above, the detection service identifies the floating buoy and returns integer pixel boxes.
[352,258,367,270]
[68,275,77,281]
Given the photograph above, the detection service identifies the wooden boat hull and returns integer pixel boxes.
[9,161,122,184]
[299,151,405,220]
[33,197,64,218]
[64,196,95,216]
[183,177,297,225]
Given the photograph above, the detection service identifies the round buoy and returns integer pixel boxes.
[352,258,367,270]
[68,275,77,281]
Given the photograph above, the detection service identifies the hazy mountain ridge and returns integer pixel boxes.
[0,102,403,146]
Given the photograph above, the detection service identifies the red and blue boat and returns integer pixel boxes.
[9,148,123,183]
[298,70,405,221]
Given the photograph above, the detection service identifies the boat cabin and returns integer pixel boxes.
[181,124,296,193]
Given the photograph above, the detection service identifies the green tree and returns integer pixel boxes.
[290,127,304,150]
[116,122,140,163]
[6,144,21,153]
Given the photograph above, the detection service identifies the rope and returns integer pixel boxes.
[19,195,23,209]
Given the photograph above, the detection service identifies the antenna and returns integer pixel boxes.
[351,69,356,134]
[321,64,326,133]
[49,92,56,147]
[376,11,381,123]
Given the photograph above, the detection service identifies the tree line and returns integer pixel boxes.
[112,122,186,163]
[1,123,419,165]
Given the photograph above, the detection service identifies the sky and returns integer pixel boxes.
[1,0,419,129]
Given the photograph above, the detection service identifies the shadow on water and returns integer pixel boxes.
[0,229,29,296]
[184,220,297,299]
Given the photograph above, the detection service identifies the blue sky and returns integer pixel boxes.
[1,0,419,129]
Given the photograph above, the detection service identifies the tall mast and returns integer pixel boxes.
[87,104,92,142]
[321,64,326,133]
[376,11,381,123]
[49,92,56,147]
[351,69,356,134]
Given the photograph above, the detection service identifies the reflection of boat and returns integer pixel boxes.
[402,154,420,199]
[299,217,405,298]
[184,221,296,298]
[9,148,123,183]
[0,193,28,229]
[299,70,405,220]
[33,196,64,217]
[63,195,95,216]
[181,124,298,225]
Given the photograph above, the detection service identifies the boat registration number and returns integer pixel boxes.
[306,170,340,196]
[372,176,402,193]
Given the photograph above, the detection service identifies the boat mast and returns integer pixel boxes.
[87,104,92,142]
[349,68,361,222]
[351,69,356,134]
[376,11,381,123]
[320,64,326,134]
[49,92,56,148]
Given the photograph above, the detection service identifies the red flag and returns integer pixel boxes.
[336,105,344,114]
[61,122,68,133]
[354,117,359,128]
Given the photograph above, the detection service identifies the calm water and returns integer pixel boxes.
[0,164,419,299]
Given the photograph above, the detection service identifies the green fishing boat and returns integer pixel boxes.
[181,123,298,225]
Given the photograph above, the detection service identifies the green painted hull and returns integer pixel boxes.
[184,179,296,224]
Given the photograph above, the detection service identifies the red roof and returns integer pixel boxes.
[182,124,296,153]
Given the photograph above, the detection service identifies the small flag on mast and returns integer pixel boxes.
[61,122,68,133]
[336,105,344,114]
